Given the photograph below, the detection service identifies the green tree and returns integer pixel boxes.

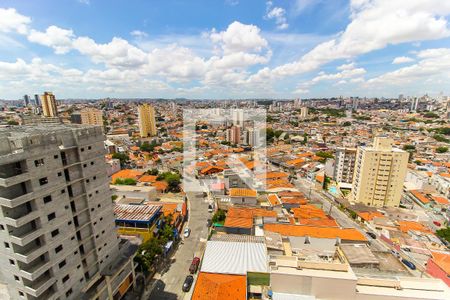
[433,134,450,143]
[112,153,130,166]
[7,120,19,125]
[436,227,450,243]
[146,169,159,175]
[114,178,137,185]
[212,209,226,223]
[436,146,449,153]
[342,121,352,127]
[316,151,334,159]
[403,144,416,151]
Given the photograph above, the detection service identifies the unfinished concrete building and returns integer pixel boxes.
[0,125,137,300]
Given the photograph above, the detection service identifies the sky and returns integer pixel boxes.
[0,0,450,99]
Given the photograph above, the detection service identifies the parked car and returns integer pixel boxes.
[182,275,194,292]
[184,228,191,238]
[433,221,441,227]
[189,257,201,274]
[206,219,212,227]
[366,231,376,239]
[391,250,400,258]
[401,259,416,270]
[208,204,213,213]
[402,247,411,252]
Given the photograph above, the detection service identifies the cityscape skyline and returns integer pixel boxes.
[0,1,450,99]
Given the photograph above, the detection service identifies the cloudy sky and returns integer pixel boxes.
[0,0,450,99]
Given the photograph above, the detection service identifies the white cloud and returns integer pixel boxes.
[0,8,31,34]
[292,0,321,16]
[367,48,450,87]
[28,26,75,54]
[337,62,356,70]
[130,30,148,38]
[265,1,289,30]
[253,0,450,82]
[392,56,414,64]
[210,21,268,53]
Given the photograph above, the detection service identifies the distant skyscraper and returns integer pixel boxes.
[34,94,40,106]
[398,94,404,101]
[138,104,157,137]
[299,107,309,118]
[232,109,244,126]
[23,95,30,106]
[351,136,408,207]
[410,97,419,112]
[41,92,58,117]
[227,125,241,145]
[352,98,358,110]
[80,108,103,126]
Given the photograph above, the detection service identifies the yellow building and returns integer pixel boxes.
[138,104,157,137]
[350,136,408,207]
[41,91,58,117]
[80,108,103,126]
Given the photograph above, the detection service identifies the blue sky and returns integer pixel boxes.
[0,0,450,99]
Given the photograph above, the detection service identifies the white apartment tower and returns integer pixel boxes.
[333,147,357,184]
[0,125,136,300]
[350,136,408,207]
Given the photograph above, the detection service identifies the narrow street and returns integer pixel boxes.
[144,191,211,299]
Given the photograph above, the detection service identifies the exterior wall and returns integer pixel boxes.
[0,125,133,300]
[138,104,157,138]
[334,148,356,184]
[426,258,450,287]
[270,272,356,299]
[351,137,408,207]
[41,92,58,117]
[230,196,257,205]
[80,108,103,126]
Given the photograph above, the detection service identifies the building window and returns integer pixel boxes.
[48,212,56,221]
[90,162,94,165]
[65,288,73,297]
[43,195,52,204]
[57,172,62,177]
[14,275,19,281]
[61,189,66,194]
[39,177,48,185]
[19,291,24,297]
[54,154,59,159]
[88,146,92,150]
[83,164,87,168]
[34,159,44,167]
[0,225,4,230]
[9,259,14,265]
[51,229,59,237]
[55,245,63,253]
[59,260,66,269]
[4,242,10,248]
[80,148,85,152]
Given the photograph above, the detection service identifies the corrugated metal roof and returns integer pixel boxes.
[201,241,268,275]
[114,204,162,222]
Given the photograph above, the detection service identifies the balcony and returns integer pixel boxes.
[14,241,47,264]
[3,210,39,228]
[10,227,43,247]
[20,258,52,281]
[0,161,28,187]
[0,183,33,208]
[23,273,56,298]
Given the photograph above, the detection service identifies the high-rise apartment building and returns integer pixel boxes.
[226,125,241,145]
[232,109,244,126]
[350,136,408,207]
[333,147,357,184]
[80,108,103,126]
[299,107,309,118]
[23,95,30,107]
[410,97,419,112]
[33,95,40,107]
[138,104,157,138]
[41,92,58,117]
[0,125,136,300]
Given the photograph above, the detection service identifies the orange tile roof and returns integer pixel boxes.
[298,219,338,227]
[200,166,224,175]
[440,173,450,178]
[278,191,305,198]
[111,169,144,183]
[410,190,430,204]
[227,207,277,219]
[192,272,246,300]
[256,171,289,180]
[266,178,295,189]
[292,205,327,219]
[152,181,168,192]
[431,196,449,205]
[224,217,253,229]
[267,194,281,206]
[280,197,308,205]
[430,252,450,275]
[357,211,385,222]
[229,188,257,197]
[264,223,367,241]
[286,158,305,166]
[138,175,157,183]
[398,221,431,233]
[130,146,140,151]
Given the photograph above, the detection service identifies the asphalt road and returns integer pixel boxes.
[147,191,211,299]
